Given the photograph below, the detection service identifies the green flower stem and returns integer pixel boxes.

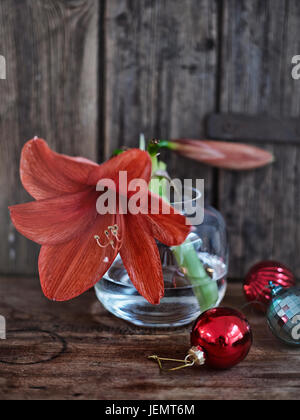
[149,160,168,197]
[172,242,218,311]
[149,149,218,311]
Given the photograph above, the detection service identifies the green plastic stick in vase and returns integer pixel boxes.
[148,140,219,311]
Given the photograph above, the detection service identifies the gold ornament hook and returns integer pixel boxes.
[148,355,195,372]
[148,347,206,372]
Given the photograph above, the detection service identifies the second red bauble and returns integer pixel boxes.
[243,260,295,311]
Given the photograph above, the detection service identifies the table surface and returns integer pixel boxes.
[0,275,299,400]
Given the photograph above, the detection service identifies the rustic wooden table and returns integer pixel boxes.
[0,276,299,400]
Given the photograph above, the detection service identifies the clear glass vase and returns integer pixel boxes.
[95,190,228,328]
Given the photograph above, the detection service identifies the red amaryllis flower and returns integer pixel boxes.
[170,139,274,170]
[9,138,190,304]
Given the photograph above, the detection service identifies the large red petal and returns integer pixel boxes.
[120,214,164,305]
[9,188,98,245]
[21,138,98,200]
[39,213,123,301]
[144,192,191,246]
[88,149,152,187]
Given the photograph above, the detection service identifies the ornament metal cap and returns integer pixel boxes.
[269,281,284,297]
[187,346,206,366]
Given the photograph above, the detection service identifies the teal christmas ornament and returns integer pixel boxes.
[267,282,300,346]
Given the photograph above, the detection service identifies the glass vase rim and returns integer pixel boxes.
[170,186,202,206]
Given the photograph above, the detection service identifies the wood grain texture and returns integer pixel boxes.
[0,275,299,400]
[207,113,300,145]
[0,0,99,275]
[104,0,218,200]
[218,0,300,278]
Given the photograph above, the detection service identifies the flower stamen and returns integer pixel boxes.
[94,225,121,250]
[108,224,122,242]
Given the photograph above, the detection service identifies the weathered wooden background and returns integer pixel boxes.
[0,0,300,279]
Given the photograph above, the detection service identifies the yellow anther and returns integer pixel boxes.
[95,225,121,250]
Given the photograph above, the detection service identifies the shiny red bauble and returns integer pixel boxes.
[243,260,295,311]
[191,307,252,369]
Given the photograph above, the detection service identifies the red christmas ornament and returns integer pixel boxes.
[149,307,252,371]
[190,307,252,369]
[244,261,295,311]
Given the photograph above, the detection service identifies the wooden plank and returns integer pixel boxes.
[1,275,300,400]
[218,0,300,278]
[207,113,300,144]
[0,0,99,275]
[104,0,218,200]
